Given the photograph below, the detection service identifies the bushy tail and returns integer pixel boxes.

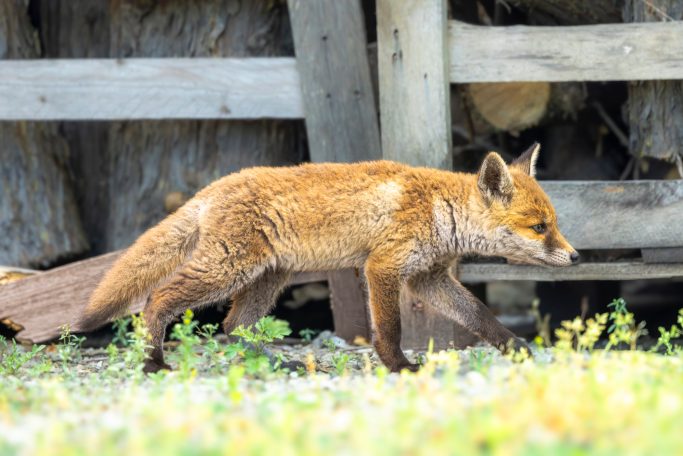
[78,203,201,331]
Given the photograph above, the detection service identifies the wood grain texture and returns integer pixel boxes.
[0,58,304,120]
[0,0,89,268]
[328,270,371,342]
[0,251,329,344]
[449,20,683,82]
[377,0,453,168]
[287,0,381,162]
[541,180,683,249]
[456,261,683,282]
[468,82,551,131]
[37,0,112,254]
[399,288,458,350]
[641,248,683,264]
[624,1,683,163]
[100,0,305,253]
[288,0,379,341]
[377,0,455,348]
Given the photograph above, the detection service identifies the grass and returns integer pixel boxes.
[1,301,683,455]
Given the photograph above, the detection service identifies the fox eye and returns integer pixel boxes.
[531,223,547,234]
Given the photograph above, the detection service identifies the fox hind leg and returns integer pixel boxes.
[220,269,302,370]
[407,265,525,353]
[222,269,292,336]
[142,249,269,373]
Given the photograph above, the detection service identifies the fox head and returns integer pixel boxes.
[475,143,578,267]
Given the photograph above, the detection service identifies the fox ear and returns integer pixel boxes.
[478,152,514,205]
[511,142,541,177]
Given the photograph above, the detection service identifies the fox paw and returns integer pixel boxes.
[391,362,420,373]
[143,359,173,374]
[278,360,307,371]
[501,337,532,357]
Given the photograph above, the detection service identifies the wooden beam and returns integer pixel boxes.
[0,58,304,120]
[377,0,456,349]
[377,0,453,169]
[328,270,370,343]
[0,251,331,344]
[287,0,381,163]
[641,248,683,265]
[288,0,380,343]
[456,261,683,282]
[449,20,683,83]
[541,180,683,250]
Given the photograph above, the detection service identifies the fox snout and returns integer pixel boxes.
[547,228,579,267]
[570,251,580,264]
[542,246,579,267]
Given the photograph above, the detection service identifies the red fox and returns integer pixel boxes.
[80,143,578,373]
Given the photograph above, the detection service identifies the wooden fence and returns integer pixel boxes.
[2,1,683,347]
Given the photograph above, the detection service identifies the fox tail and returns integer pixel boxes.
[78,202,201,331]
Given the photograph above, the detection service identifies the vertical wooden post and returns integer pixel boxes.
[288,0,380,342]
[288,0,381,163]
[377,0,460,349]
[377,0,452,169]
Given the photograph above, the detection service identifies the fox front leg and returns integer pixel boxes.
[364,263,419,373]
[407,265,528,354]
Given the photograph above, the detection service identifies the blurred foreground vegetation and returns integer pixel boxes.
[1,302,683,455]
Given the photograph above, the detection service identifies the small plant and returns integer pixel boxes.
[228,316,292,376]
[468,349,493,373]
[198,323,222,369]
[322,338,338,351]
[299,328,318,343]
[171,309,202,379]
[555,314,608,352]
[0,335,45,376]
[57,325,86,370]
[231,316,291,349]
[123,313,152,372]
[530,298,551,347]
[605,298,647,350]
[577,313,608,351]
[652,309,683,355]
[111,316,132,347]
[26,356,53,377]
[331,351,350,376]
[106,343,120,364]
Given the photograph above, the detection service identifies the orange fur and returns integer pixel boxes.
[80,144,577,372]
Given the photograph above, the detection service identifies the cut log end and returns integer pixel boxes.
[468,82,551,132]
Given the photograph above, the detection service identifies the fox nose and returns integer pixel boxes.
[570,251,580,264]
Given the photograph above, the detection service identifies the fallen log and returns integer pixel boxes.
[0,251,328,344]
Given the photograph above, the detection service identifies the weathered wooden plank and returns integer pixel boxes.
[641,248,683,264]
[0,251,330,344]
[377,0,453,169]
[0,58,304,120]
[288,0,380,342]
[328,270,371,343]
[290,271,328,285]
[377,0,455,349]
[624,1,683,165]
[541,180,683,250]
[0,1,89,268]
[287,0,381,162]
[449,20,683,83]
[456,261,683,282]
